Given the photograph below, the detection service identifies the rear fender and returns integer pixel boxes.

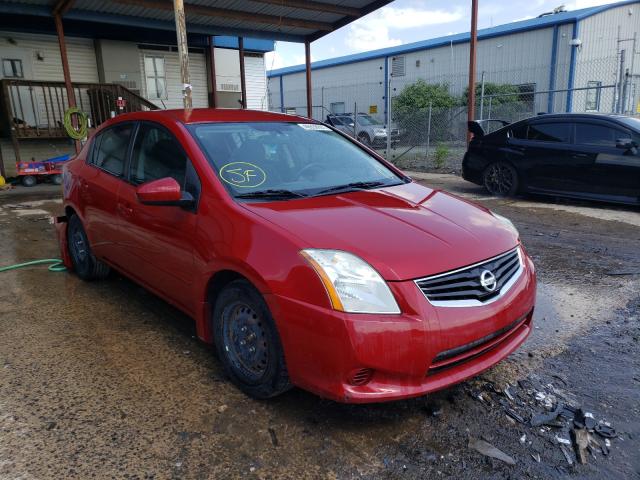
[54,215,74,270]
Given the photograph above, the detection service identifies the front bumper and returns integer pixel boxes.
[267,250,536,403]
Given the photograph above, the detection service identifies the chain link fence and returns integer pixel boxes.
[269,55,640,172]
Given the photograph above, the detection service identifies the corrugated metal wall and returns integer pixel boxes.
[574,4,640,113]
[0,31,99,83]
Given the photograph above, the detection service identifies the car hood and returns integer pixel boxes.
[242,182,519,281]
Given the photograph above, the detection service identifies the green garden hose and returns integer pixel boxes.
[63,107,89,140]
[0,259,66,273]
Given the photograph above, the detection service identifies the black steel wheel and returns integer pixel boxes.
[21,175,36,187]
[213,279,291,399]
[483,162,519,197]
[67,214,110,280]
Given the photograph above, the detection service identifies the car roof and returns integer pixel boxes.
[526,113,631,122]
[110,108,313,125]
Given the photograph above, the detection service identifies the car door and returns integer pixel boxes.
[511,120,583,192]
[79,123,134,262]
[115,122,202,313]
[572,120,640,200]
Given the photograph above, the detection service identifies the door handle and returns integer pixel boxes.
[573,153,590,159]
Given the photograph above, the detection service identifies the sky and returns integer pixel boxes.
[265,0,622,72]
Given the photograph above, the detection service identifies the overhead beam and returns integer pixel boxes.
[52,0,75,16]
[307,0,393,42]
[305,39,312,118]
[250,0,361,18]
[111,0,334,31]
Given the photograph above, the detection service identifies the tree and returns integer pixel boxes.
[394,80,458,113]
[462,82,522,106]
[392,80,459,144]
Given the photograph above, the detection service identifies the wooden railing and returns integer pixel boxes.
[0,79,159,140]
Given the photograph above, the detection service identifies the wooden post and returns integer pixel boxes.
[238,37,246,109]
[54,13,80,153]
[467,0,478,144]
[305,39,312,118]
[208,37,218,108]
[173,0,192,109]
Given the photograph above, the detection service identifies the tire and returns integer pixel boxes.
[213,279,291,399]
[21,175,36,187]
[67,214,110,281]
[51,174,63,185]
[357,133,371,146]
[483,162,519,197]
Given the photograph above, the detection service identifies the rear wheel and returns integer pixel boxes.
[213,279,291,399]
[21,175,36,187]
[483,162,519,197]
[51,174,63,185]
[67,214,110,280]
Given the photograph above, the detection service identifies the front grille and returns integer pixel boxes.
[415,248,522,306]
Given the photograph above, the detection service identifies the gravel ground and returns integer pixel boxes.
[0,179,638,480]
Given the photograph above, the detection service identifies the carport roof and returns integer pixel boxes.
[0,0,393,43]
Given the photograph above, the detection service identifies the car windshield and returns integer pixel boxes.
[357,114,379,126]
[617,116,640,131]
[189,122,404,200]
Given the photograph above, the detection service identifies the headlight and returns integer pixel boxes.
[492,212,519,236]
[301,249,400,314]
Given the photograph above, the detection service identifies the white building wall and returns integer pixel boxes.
[573,4,640,113]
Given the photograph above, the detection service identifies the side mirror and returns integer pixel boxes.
[616,138,635,150]
[136,177,195,208]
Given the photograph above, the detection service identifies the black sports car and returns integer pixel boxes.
[462,114,640,206]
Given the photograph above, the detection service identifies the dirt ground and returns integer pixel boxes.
[0,175,638,480]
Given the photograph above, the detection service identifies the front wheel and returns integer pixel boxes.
[21,175,36,187]
[67,214,110,280]
[213,279,291,399]
[483,162,519,197]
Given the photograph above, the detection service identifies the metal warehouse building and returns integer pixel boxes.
[268,0,640,127]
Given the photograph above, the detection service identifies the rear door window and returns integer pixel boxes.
[91,123,134,176]
[527,122,570,143]
[574,123,621,147]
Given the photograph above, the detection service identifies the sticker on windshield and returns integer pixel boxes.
[298,123,331,131]
[219,162,266,188]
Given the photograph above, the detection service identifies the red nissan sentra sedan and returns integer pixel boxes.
[57,109,536,403]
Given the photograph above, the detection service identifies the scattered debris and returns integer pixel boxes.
[559,445,574,466]
[555,435,571,446]
[531,453,541,463]
[217,404,228,413]
[572,428,590,464]
[519,434,527,444]
[268,427,279,447]
[595,423,617,439]
[468,437,516,465]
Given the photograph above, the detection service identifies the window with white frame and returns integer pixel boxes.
[2,59,23,78]
[144,56,167,99]
[585,81,602,111]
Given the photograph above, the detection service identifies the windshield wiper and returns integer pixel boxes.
[235,189,307,200]
[315,181,388,196]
